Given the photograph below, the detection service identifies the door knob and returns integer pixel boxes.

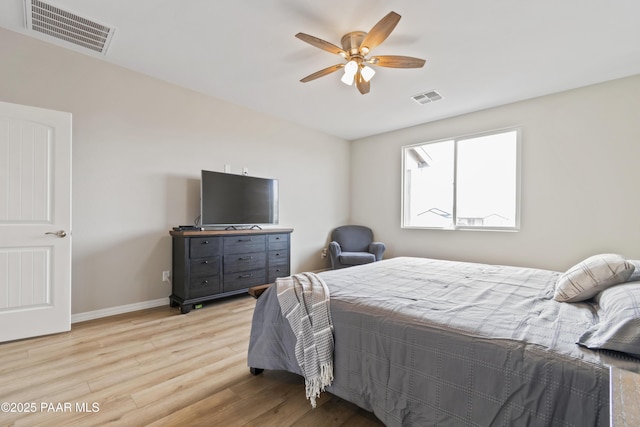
[45,230,67,238]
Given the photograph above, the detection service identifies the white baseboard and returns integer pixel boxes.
[71,297,170,323]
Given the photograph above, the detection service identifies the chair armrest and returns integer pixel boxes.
[329,241,342,256]
[369,242,386,261]
[328,241,342,269]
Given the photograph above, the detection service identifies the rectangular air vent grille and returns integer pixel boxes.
[412,90,443,105]
[25,0,115,54]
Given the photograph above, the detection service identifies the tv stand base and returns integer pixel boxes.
[223,225,263,230]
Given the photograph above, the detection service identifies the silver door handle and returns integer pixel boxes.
[45,230,67,238]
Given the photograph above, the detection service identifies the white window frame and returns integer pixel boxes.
[401,127,521,231]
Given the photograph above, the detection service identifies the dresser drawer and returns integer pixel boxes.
[268,233,289,250]
[268,249,289,266]
[224,252,266,273]
[224,269,266,292]
[224,235,266,254]
[268,265,289,282]
[189,276,222,298]
[190,256,220,278]
[190,237,222,259]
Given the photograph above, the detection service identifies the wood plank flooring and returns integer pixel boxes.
[611,366,640,427]
[0,295,383,427]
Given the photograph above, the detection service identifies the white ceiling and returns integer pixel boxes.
[2,0,640,140]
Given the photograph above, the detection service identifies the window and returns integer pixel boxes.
[402,128,520,230]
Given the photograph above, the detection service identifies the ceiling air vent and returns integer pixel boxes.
[24,0,115,54]
[411,90,443,105]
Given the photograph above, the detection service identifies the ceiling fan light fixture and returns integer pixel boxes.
[361,65,375,82]
[344,60,358,74]
[341,60,358,85]
[340,72,355,85]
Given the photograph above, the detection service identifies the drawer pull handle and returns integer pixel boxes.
[239,273,254,278]
[203,260,209,264]
[202,280,209,285]
[202,240,209,244]
[275,253,281,256]
[238,238,252,242]
[239,256,253,261]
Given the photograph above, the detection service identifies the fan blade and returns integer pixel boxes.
[355,70,370,94]
[360,11,401,53]
[300,64,344,83]
[369,55,426,68]
[295,33,346,57]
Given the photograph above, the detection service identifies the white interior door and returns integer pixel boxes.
[0,100,72,342]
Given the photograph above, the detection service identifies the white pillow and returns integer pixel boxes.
[578,281,640,357]
[627,259,640,282]
[554,253,635,302]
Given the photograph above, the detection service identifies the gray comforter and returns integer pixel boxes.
[248,257,637,426]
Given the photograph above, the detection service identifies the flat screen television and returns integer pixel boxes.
[200,170,279,227]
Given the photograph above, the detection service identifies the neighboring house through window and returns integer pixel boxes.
[402,128,520,231]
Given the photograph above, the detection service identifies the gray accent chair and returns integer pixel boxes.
[328,225,386,270]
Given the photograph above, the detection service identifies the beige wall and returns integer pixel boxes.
[351,74,640,272]
[0,29,350,314]
[4,25,640,314]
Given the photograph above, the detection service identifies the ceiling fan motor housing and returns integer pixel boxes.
[341,31,367,55]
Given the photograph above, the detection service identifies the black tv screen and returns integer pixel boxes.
[200,170,279,226]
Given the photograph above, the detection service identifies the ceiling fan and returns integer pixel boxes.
[295,11,426,95]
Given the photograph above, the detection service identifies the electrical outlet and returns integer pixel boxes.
[321,248,328,258]
[242,167,249,176]
[162,271,170,282]
[224,164,231,173]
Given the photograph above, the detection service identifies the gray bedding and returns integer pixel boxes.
[248,257,640,426]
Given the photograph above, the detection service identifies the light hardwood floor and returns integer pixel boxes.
[0,295,383,427]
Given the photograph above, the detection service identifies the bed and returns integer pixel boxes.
[247,256,640,426]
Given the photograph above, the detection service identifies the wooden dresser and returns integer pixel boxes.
[169,228,292,313]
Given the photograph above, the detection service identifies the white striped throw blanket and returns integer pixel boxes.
[276,272,334,408]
